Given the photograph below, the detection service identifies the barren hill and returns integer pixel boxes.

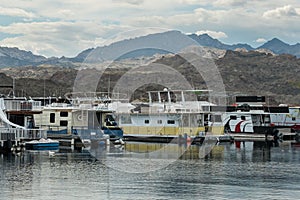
[0,50,299,105]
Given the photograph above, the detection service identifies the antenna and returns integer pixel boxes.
[13,77,15,98]
[44,78,46,106]
[108,75,110,97]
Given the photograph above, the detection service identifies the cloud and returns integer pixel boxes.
[0,21,166,57]
[0,21,113,57]
[263,5,300,18]
[112,0,144,5]
[0,1,299,57]
[0,6,36,18]
[255,38,267,43]
[195,30,228,39]
[213,0,247,7]
[178,0,208,5]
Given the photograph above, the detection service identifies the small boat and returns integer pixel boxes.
[25,138,59,150]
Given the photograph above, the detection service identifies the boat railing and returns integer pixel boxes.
[64,92,129,106]
[4,100,43,111]
[0,128,47,142]
[46,103,70,108]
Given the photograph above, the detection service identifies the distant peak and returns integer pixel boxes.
[198,33,210,37]
[194,33,213,39]
[270,38,283,42]
[266,38,288,45]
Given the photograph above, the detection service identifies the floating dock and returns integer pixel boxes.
[123,134,233,145]
[123,131,298,145]
[46,134,84,151]
[228,131,298,142]
[228,133,274,142]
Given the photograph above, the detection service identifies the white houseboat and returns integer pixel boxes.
[221,96,295,136]
[116,89,225,140]
[33,92,124,141]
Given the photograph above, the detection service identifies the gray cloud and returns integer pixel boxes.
[112,0,144,5]
[214,0,247,7]
[263,5,300,18]
[0,1,299,56]
[0,6,36,18]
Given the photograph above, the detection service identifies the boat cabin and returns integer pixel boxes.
[33,103,123,138]
[222,96,290,135]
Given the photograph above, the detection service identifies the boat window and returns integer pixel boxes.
[230,115,237,120]
[157,120,162,124]
[106,114,115,121]
[120,115,132,124]
[264,115,270,123]
[167,120,175,124]
[60,112,68,117]
[145,120,149,124]
[292,117,296,121]
[105,115,117,126]
[182,115,189,127]
[60,120,68,127]
[50,113,55,123]
[241,116,246,120]
[211,115,222,122]
[189,114,199,127]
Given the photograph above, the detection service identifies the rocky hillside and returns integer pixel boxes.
[216,51,300,104]
[0,47,47,68]
[0,50,299,105]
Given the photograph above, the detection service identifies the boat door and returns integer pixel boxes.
[251,114,262,126]
[88,111,103,129]
[252,114,271,127]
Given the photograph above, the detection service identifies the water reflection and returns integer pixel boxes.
[88,139,300,163]
[1,140,300,200]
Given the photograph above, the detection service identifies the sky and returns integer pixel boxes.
[0,0,300,57]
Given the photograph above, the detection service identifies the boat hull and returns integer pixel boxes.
[25,141,59,150]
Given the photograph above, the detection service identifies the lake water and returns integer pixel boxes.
[1,140,300,200]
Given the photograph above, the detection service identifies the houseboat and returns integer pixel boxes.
[221,96,293,136]
[32,92,124,141]
[271,106,300,133]
[116,89,225,142]
[0,97,47,152]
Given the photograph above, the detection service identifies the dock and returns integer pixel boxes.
[228,133,274,142]
[124,135,182,144]
[228,131,299,142]
[46,134,85,151]
[0,128,47,152]
[123,130,299,145]
[123,134,233,145]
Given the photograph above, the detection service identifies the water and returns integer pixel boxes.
[1,141,300,200]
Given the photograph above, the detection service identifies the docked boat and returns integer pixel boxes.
[116,89,225,143]
[32,92,124,145]
[274,106,300,133]
[25,138,59,150]
[118,93,300,140]
[0,98,47,152]
[221,96,293,136]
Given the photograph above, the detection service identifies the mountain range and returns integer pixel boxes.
[0,31,300,68]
